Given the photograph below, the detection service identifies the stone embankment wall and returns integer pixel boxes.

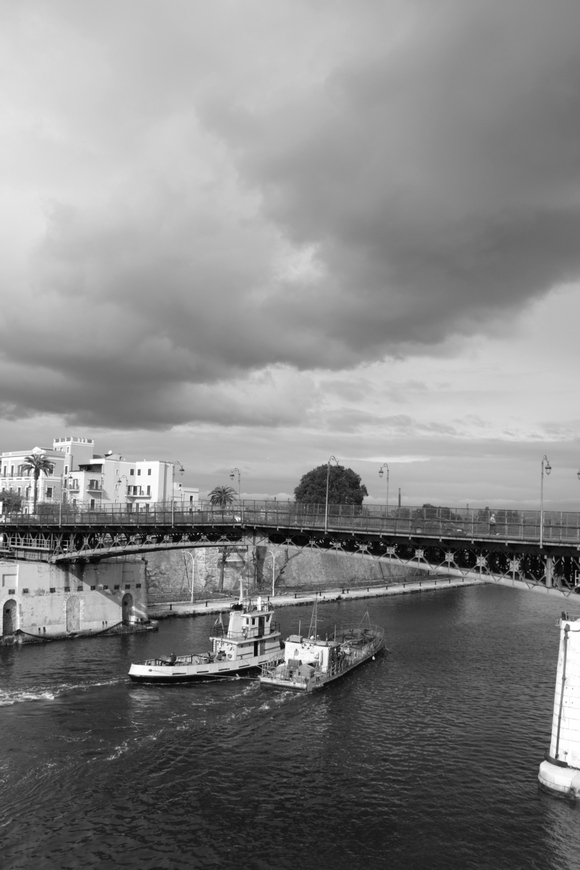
[146,545,419,602]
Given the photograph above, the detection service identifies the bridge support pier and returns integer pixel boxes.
[539,614,580,799]
[1,557,150,644]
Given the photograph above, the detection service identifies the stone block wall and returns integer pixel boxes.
[145,544,417,602]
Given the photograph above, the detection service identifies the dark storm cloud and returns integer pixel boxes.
[2,0,580,428]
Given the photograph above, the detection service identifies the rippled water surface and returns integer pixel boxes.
[2,585,580,869]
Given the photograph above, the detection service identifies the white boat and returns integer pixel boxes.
[128,590,284,684]
[259,605,384,693]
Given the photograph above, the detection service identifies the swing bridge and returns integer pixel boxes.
[2,501,580,595]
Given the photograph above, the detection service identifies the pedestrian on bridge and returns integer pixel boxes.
[489,513,496,535]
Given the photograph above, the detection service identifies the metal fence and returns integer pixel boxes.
[2,499,580,544]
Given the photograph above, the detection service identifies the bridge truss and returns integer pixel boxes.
[1,505,580,594]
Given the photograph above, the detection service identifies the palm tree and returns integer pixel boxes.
[21,453,54,513]
[208,485,237,508]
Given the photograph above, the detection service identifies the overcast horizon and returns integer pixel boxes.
[2,1,580,512]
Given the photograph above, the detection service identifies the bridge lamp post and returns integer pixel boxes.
[230,467,241,497]
[378,463,390,518]
[59,474,74,527]
[116,475,128,514]
[540,455,551,548]
[324,455,339,533]
[171,461,185,522]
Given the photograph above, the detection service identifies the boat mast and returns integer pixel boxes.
[308,598,318,638]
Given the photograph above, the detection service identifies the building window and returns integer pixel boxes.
[148,469,151,475]
[8,588,15,595]
[91,585,96,591]
[77,586,83,592]
[146,485,151,495]
[136,583,142,588]
[137,469,141,476]
[114,585,120,590]
[103,585,109,590]
[64,586,70,592]
[22,588,29,593]
[50,587,56,593]
[125,584,131,589]
[130,469,135,476]
[46,487,53,498]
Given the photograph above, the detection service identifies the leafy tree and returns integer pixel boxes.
[21,453,54,513]
[208,485,238,507]
[0,489,22,514]
[294,464,368,506]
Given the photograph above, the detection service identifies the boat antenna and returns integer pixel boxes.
[308,597,318,638]
[238,574,244,604]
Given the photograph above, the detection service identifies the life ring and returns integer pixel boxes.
[227,654,232,659]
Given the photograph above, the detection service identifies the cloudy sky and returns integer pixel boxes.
[2,0,580,510]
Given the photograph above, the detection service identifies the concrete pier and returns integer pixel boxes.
[539,613,580,799]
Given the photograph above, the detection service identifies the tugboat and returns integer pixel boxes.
[128,584,284,684]
[259,604,384,693]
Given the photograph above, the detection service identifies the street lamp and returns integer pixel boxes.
[271,550,280,597]
[378,463,390,517]
[184,551,195,602]
[230,467,241,498]
[540,455,551,548]
[324,455,339,533]
[59,474,74,526]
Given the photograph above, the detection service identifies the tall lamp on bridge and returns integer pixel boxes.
[324,455,339,533]
[116,475,128,509]
[378,463,390,517]
[230,467,241,498]
[172,460,185,514]
[540,455,551,548]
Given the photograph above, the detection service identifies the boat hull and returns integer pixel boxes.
[129,648,283,684]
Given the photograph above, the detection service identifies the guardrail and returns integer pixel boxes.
[1,500,580,544]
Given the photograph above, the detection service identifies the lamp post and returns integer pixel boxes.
[271,550,279,598]
[324,455,338,533]
[378,463,390,518]
[540,455,551,548]
[170,461,184,522]
[230,467,241,497]
[59,473,73,526]
[184,551,195,602]
[116,475,128,516]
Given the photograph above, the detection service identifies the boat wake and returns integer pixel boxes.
[0,677,123,706]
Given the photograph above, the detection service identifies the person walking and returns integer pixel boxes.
[489,512,496,535]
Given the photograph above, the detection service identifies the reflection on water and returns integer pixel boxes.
[1,585,579,870]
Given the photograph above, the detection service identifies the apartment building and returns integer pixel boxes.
[0,435,198,514]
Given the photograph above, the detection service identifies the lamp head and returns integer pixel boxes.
[378,468,383,478]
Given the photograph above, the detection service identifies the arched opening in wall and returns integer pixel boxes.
[2,599,17,636]
[66,596,81,633]
[122,593,134,625]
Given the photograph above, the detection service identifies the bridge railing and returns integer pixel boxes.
[2,500,580,544]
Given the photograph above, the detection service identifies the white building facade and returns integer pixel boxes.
[0,435,199,515]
